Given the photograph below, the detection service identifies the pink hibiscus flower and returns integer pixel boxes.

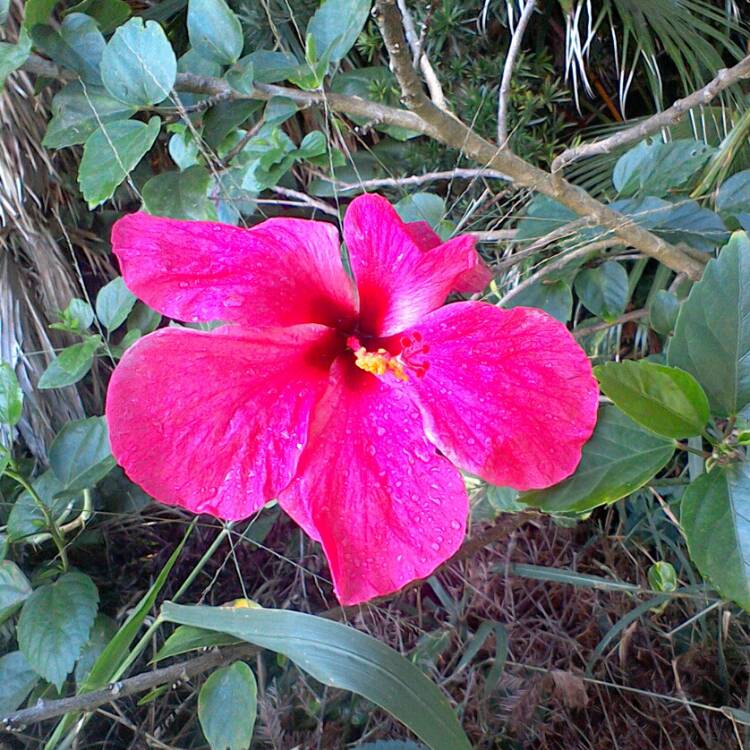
[105,194,598,605]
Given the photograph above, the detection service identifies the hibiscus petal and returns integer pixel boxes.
[399,301,599,490]
[405,221,492,294]
[279,357,468,605]
[112,213,358,328]
[106,324,341,521]
[343,194,490,335]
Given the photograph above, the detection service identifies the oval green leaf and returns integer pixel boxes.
[187,0,243,66]
[198,662,257,750]
[17,571,99,689]
[521,405,675,513]
[79,117,161,208]
[682,463,750,611]
[49,416,116,494]
[668,231,750,416]
[96,276,137,330]
[594,360,710,438]
[162,603,472,750]
[574,261,628,322]
[101,17,176,105]
[0,651,40,716]
[0,561,32,624]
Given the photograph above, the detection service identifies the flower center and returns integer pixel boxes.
[347,336,408,382]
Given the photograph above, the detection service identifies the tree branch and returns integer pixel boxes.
[497,0,536,145]
[552,53,750,172]
[22,46,706,279]
[316,166,510,193]
[1,645,256,729]
[396,0,447,109]
[371,0,705,280]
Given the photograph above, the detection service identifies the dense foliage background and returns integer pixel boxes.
[3,0,750,747]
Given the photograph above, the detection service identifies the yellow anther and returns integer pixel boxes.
[353,346,408,382]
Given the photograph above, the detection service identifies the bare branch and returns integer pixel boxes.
[1,645,255,729]
[22,44,706,279]
[552,53,750,172]
[316,166,510,192]
[371,0,705,279]
[573,309,648,338]
[396,0,447,109]
[498,240,625,305]
[497,0,536,145]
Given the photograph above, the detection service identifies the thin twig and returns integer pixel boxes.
[396,0,447,109]
[497,0,536,145]
[498,240,624,305]
[552,53,750,171]
[1,645,255,729]
[370,0,705,279]
[316,167,511,192]
[572,309,648,338]
[268,186,339,217]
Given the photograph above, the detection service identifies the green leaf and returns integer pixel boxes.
[74,614,118,685]
[0,363,22,426]
[198,662,257,750]
[307,0,371,64]
[394,192,445,229]
[652,200,728,252]
[79,116,161,208]
[263,97,297,127]
[0,652,39,716]
[244,50,299,83]
[649,289,680,335]
[225,57,253,94]
[100,18,176,105]
[514,195,576,242]
[17,571,99,689]
[187,0,243,66]
[168,127,200,169]
[23,0,57,28]
[594,361,710,439]
[63,0,131,33]
[717,170,750,219]
[96,276,137,330]
[504,280,573,323]
[521,406,675,513]
[38,336,101,389]
[154,624,241,662]
[0,561,32,623]
[49,416,115,494]
[647,561,677,593]
[668,232,750,416]
[65,299,95,330]
[7,471,72,543]
[31,13,105,85]
[0,0,8,24]
[127,302,161,335]
[0,30,32,89]
[162,603,473,750]
[296,130,327,159]
[613,139,714,198]
[574,261,628,322]
[44,81,137,150]
[682,464,750,610]
[142,165,215,220]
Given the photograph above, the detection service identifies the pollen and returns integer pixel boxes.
[349,338,408,382]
